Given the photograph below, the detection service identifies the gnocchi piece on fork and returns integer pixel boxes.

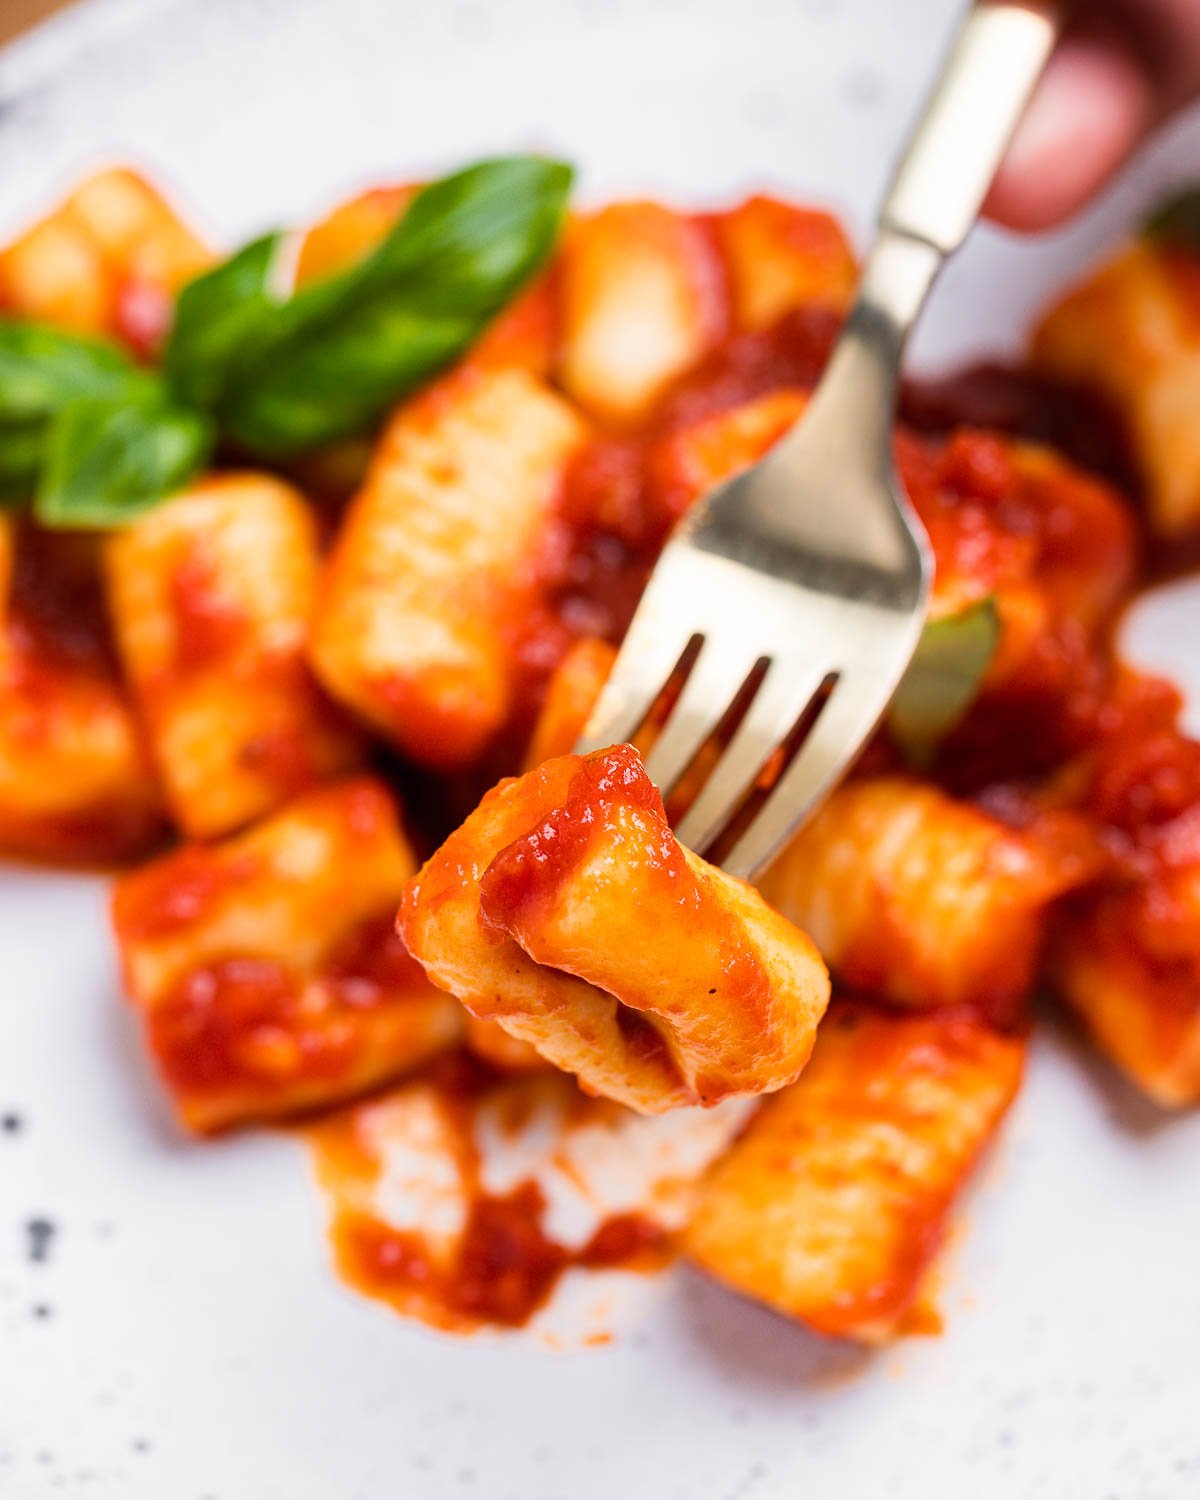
[401,744,830,1113]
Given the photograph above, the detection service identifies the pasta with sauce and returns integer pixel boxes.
[0,159,1194,1350]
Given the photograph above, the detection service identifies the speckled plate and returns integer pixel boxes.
[2,3,1200,1498]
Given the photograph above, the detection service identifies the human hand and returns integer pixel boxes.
[985,0,1200,230]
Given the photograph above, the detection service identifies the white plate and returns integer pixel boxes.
[2,3,1200,1497]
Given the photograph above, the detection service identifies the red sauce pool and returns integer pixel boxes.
[308,1054,675,1333]
[148,915,432,1098]
[8,524,118,677]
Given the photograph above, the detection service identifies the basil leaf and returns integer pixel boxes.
[358,155,573,300]
[0,321,144,424]
[889,596,999,766]
[35,395,213,529]
[211,156,572,455]
[222,307,478,455]
[1144,186,1200,254]
[165,230,286,410]
[0,322,163,505]
[0,420,48,500]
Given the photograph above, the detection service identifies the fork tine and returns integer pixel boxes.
[573,602,697,755]
[672,659,831,855]
[720,669,892,881]
[642,640,760,797]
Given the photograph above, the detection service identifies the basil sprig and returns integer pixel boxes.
[0,421,49,500]
[169,156,572,455]
[889,596,999,765]
[0,154,573,527]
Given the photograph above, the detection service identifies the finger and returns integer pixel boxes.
[983,28,1158,232]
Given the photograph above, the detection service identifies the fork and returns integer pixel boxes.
[574,0,1062,880]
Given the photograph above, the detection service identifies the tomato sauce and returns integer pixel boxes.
[168,544,247,672]
[309,1054,675,1333]
[893,428,1138,787]
[7,523,118,678]
[902,361,1139,499]
[479,745,675,919]
[113,845,251,942]
[336,1187,668,1331]
[656,303,839,428]
[148,915,431,1099]
[1062,725,1200,982]
[0,522,167,864]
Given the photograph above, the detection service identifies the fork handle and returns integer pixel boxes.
[797,0,1063,476]
[880,0,1063,256]
[775,0,1063,572]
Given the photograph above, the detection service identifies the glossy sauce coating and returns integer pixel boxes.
[105,475,361,841]
[478,746,775,1076]
[762,776,1102,1029]
[311,364,588,771]
[113,778,463,1131]
[148,916,431,1094]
